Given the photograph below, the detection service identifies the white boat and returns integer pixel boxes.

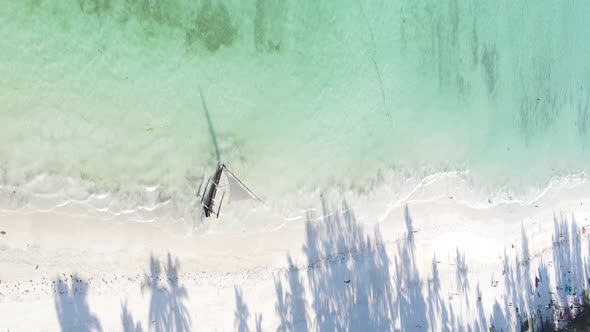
[200,164,262,218]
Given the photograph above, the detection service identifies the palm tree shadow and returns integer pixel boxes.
[166,254,191,332]
[427,254,450,331]
[53,273,102,332]
[233,286,265,332]
[274,255,308,331]
[121,300,143,332]
[233,199,436,331]
[142,253,191,332]
[271,197,403,330]
[143,255,168,331]
[231,199,590,330]
[396,205,428,330]
[234,287,251,332]
[255,313,263,332]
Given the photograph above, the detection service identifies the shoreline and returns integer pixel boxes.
[2,169,589,230]
[2,186,590,330]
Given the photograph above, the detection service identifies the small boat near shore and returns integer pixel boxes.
[200,164,262,218]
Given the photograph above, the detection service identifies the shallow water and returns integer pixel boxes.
[1,1,590,223]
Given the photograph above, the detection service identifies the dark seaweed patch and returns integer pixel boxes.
[186,0,236,52]
[254,0,285,53]
[481,43,499,95]
[576,93,590,136]
[78,0,110,15]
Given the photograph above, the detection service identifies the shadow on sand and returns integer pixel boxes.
[233,196,590,331]
[487,212,590,331]
[234,287,262,332]
[53,253,190,332]
[234,196,436,331]
[121,299,144,332]
[50,197,590,330]
[53,273,102,332]
[142,253,191,332]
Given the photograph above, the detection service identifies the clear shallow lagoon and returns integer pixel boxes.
[1,1,590,223]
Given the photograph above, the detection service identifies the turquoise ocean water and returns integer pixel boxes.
[1,1,590,224]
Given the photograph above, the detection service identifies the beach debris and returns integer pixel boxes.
[0,231,5,235]
[35,265,38,270]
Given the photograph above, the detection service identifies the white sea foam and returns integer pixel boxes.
[1,166,589,231]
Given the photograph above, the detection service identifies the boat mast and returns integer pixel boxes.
[203,164,224,217]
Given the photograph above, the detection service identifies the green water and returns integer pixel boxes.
[1,1,589,221]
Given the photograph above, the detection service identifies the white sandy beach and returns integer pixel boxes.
[2,181,590,331]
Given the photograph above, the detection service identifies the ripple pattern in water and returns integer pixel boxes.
[1,1,589,219]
